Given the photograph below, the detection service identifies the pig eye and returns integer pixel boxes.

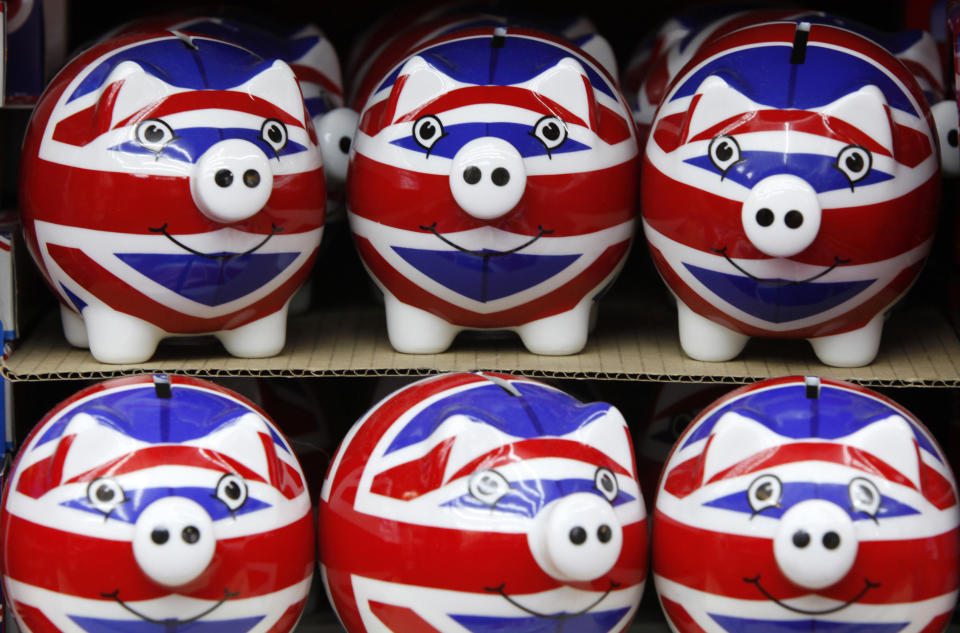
[215,474,248,512]
[708,135,742,176]
[135,119,176,153]
[594,467,619,503]
[260,119,288,153]
[531,115,567,154]
[412,115,445,152]
[848,477,881,517]
[747,474,782,514]
[468,469,510,507]
[836,145,871,187]
[87,477,126,516]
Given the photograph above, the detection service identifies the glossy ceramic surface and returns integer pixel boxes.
[653,376,960,633]
[0,374,314,633]
[320,371,647,633]
[20,29,326,363]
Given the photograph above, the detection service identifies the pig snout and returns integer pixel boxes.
[449,137,526,220]
[741,175,821,258]
[132,497,216,587]
[191,139,274,223]
[773,499,857,589]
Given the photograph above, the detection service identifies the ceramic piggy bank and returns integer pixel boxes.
[653,376,959,633]
[348,25,638,355]
[320,372,647,633]
[20,29,326,364]
[642,20,941,366]
[0,374,314,633]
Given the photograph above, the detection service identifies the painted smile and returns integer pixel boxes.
[484,580,619,619]
[743,576,879,614]
[148,223,283,260]
[102,588,239,624]
[711,247,850,286]
[420,223,554,257]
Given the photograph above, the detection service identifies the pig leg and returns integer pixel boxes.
[516,301,591,355]
[677,299,749,361]
[384,293,459,353]
[60,303,88,348]
[217,304,290,358]
[808,314,883,367]
[83,305,164,364]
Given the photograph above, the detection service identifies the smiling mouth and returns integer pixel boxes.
[102,588,238,624]
[420,223,554,257]
[484,580,619,619]
[711,247,850,286]
[743,576,879,614]
[148,223,283,260]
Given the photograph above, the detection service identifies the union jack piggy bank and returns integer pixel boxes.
[320,372,647,633]
[642,20,941,366]
[653,376,960,633]
[0,374,315,633]
[20,29,326,363]
[349,25,638,355]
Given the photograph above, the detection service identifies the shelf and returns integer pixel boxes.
[3,300,959,386]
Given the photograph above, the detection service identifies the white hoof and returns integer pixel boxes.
[217,305,290,358]
[384,293,459,354]
[60,303,88,348]
[677,300,749,361]
[808,314,883,367]
[516,304,591,355]
[83,305,164,364]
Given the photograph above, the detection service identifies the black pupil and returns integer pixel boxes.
[144,124,165,143]
[714,140,733,162]
[477,475,498,496]
[569,527,587,545]
[949,129,959,148]
[225,480,241,500]
[856,485,874,504]
[845,152,864,172]
[542,121,560,141]
[601,475,614,492]
[268,125,283,143]
[96,485,115,502]
[756,483,772,501]
[419,121,436,140]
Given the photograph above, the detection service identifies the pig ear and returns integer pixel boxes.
[193,412,272,482]
[818,85,893,155]
[574,405,636,477]
[701,411,784,483]
[59,412,147,482]
[529,57,595,127]
[576,33,619,80]
[844,414,921,490]
[241,59,306,124]
[686,75,759,141]
[107,61,179,128]
[390,55,455,123]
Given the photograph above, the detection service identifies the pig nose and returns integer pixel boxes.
[773,500,857,589]
[133,497,216,587]
[191,139,274,223]
[449,137,526,220]
[741,175,821,258]
[528,492,623,582]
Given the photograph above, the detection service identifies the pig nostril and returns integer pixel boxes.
[151,528,170,545]
[181,526,200,544]
[785,210,804,229]
[569,526,587,545]
[792,530,810,548]
[214,169,233,188]
[823,531,841,550]
[756,208,774,227]
[463,166,482,185]
[597,524,612,544]
[242,169,260,188]
[491,167,510,186]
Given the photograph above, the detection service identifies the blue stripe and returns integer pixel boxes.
[453,606,630,633]
[60,282,88,313]
[69,614,265,633]
[392,246,579,303]
[390,122,591,158]
[110,128,309,163]
[683,262,875,323]
[710,614,909,633]
[61,486,271,523]
[704,482,919,519]
[443,478,636,518]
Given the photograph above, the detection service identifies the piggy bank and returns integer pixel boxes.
[320,372,647,632]
[641,20,941,366]
[0,374,315,632]
[653,376,960,633]
[20,29,326,364]
[349,25,638,355]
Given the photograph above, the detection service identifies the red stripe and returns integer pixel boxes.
[52,80,124,146]
[16,434,76,499]
[113,91,308,130]
[371,437,455,500]
[13,601,61,633]
[447,438,634,483]
[265,599,308,633]
[660,596,710,633]
[916,611,953,633]
[258,432,306,500]
[653,511,959,602]
[288,64,342,98]
[370,602,445,633]
[2,512,314,601]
